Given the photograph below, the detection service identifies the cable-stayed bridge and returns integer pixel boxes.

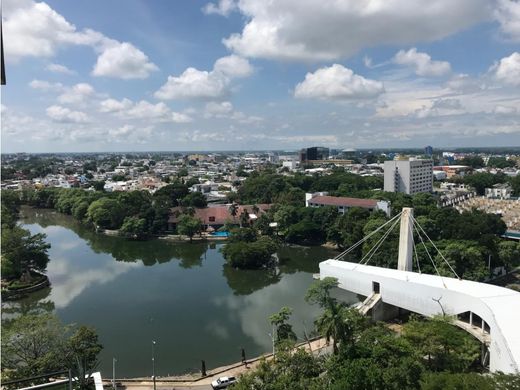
[318,208,520,374]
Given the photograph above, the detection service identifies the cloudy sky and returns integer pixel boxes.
[2,0,520,152]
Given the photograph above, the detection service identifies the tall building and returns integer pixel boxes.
[299,146,329,163]
[384,159,433,195]
[424,145,433,156]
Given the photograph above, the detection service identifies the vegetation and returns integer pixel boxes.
[232,278,517,390]
[1,313,103,389]
[177,214,201,242]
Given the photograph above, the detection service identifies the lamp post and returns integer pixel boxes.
[268,323,276,357]
[112,358,117,389]
[152,341,156,390]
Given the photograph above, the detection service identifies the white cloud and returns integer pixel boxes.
[494,105,518,114]
[46,63,74,74]
[294,64,384,100]
[100,98,192,123]
[495,0,520,41]
[393,48,451,77]
[92,42,158,79]
[57,83,95,105]
[223,0,490,61]
[4,0,157,79]
[205,101,234,117]
[431,98,463,110]
[202,0,237,16]
[46,105,89,123]
[99,98,133,113]
[154,55,253,100]
[29,79,64,91]
[493,52,520,86]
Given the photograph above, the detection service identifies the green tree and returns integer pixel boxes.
[177,214,201,242]
[87,198,125,229]
[498,241,520,271]
[221,236,279,269]
[66,326,103,390]
[1,226,51,280]
[181,192,207,208]
[120,216,148,239]
[269,307,297,348]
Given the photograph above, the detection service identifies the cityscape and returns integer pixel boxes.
[2,1,520,390]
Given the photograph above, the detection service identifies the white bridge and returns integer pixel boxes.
[318,208,520,374]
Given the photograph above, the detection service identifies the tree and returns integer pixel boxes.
[66,326,103,390]
[402,315,480,372]
[1,226,50,280]
[269,307,297,348]
[498,241,520,271]
[181,192,207,208]
[221,236,279,269]
[120,216,148,239]
[92,181,105,191]
[305,277,366,354]
[229,203,239,223]
[177,214,201,242]
[87,198,125,229]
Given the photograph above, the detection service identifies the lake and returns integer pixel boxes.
[4,207,358,378]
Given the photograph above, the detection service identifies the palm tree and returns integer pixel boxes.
[229,203,238,224]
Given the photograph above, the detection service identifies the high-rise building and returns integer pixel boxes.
[299,146,329,163]
[384,159,433,195]
[424,145,433,156]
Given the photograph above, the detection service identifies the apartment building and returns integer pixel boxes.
[384,159,433,195]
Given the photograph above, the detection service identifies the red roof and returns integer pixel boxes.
[169,204,271,225]
[308,196,378,208]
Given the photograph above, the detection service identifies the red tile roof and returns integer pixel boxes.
[308,196,378,208]
[169,204,271,225]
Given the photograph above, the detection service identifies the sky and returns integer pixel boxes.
[1,0,520,153]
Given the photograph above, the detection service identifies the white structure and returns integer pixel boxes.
[319,260,520,373]
[485,184,512,199]
[384,159,433,194]
[433,170,447,181]
[282,160,298,170]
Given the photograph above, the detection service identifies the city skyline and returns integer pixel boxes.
[2,0,520,153]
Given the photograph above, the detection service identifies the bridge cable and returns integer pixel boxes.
[412,221,448,289]
[334,211,403,261]
[411,215,461,280]
[360,216,401,266]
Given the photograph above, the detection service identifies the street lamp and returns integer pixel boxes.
[268,323,276,357]
[112,358,117,390]
[152,341,156,390]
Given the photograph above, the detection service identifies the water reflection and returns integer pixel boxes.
[8,207,348,377]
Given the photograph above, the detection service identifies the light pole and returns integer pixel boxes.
[268,323,276,357]
[112,358,117,389]
[152,340,156,390]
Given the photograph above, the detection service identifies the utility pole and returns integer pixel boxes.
[152,341,156,390]
[112,358,117,389]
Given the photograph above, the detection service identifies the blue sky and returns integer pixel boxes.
[2,0,520,152]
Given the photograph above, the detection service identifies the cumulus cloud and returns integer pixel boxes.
[46,63,75,74]
[4,0,157,79]
[431,98,463,110]
[294,64,384,100]
[46,105,89,123]
[393,48,451,77]
[154,55,253,100]
[29,79,64,91]
[202,0,237,16]
[99,98,192,123]
[92,42,158,79]
[205,101,234,117]
[494,0,520,41]
[57,83,95,105]
[493,52,520,85]
[222,0,490,61]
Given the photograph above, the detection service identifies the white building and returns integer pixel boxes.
[485,183,512,199]
[384,159,433,195]
[305,192,391,217]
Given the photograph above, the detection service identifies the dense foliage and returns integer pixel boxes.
[221,228,279,269]
[1,313,102,389]
[233,277,507,390]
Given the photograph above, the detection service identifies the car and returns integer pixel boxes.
[211,376,237,389]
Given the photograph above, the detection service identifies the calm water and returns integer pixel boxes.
[3,207,358,378]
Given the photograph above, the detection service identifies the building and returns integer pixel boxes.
[424,145,433,156]
[305,192,391,216]
[384,159,433,195]
[433,165,471,178]
[485,183,512,199]
[299,147,329,163]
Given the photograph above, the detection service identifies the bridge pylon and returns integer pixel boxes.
[397,207,413,271]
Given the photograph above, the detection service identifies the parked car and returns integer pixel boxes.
[211,376,237,389]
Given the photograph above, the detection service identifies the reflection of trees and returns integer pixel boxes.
[20,208,209,268]
[1,287,55,327]
[277,245,337,275]
[221,244,337,296]
[222,264,281,295]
